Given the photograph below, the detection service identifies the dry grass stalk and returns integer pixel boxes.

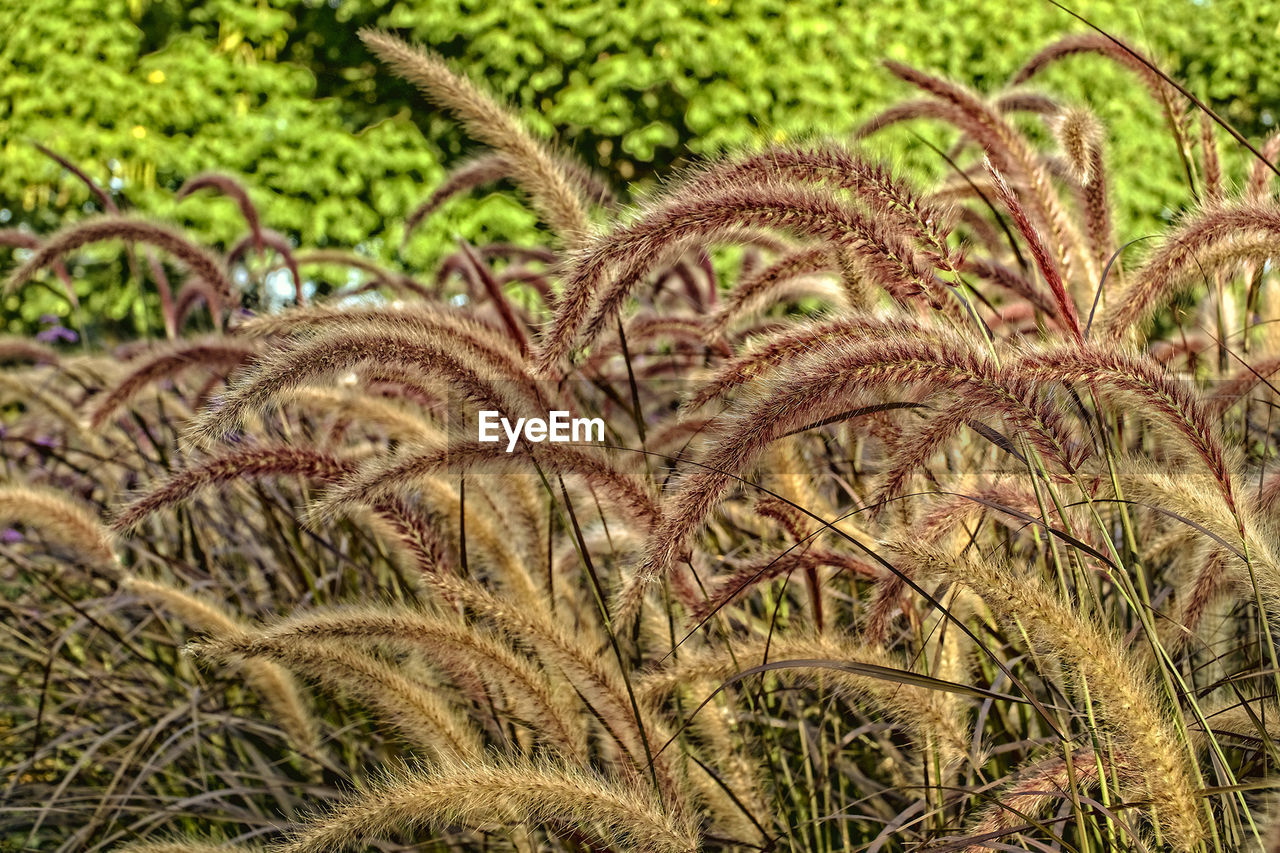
[359,29,591,245]
[1100,201,1280,339]
[276,757,698,853]
[894,543,1205,850]
[192,634,484,761]
[958,750,1102,853]
[123,576,319,753]
[88,340,255,429]
[4,215,233,305]
[640,631,973,771]
[250,606,588,760]
[0,484,117,569]
[112,444,359,532]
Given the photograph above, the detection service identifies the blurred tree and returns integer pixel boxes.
[1,0,1276,336]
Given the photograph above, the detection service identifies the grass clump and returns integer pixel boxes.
[6,24,1280,853]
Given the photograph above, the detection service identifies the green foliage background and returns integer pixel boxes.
[2,0,1278,335]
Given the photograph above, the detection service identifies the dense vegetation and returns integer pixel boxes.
[7,11,1280,853]
[5,0,1280,333]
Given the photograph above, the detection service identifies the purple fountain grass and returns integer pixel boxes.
[629,333,1081,619]
[176,173,265,254]
[359,29,592,246]
[402,151,614,251]
[189,324,550,446]
[88,339,256,429]
[5,216,233,309]
[983,157,1082,342]
[112,443,361,533]
[1100,200,1280,339]
[536,182,960,377]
